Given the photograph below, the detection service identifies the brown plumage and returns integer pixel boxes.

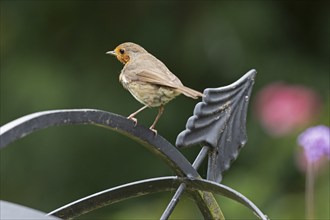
[107,42,203,133]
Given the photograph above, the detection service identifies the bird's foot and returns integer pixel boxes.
[127,115,138,126]
[149,126,158,136]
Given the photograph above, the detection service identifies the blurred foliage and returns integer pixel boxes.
[1,1,329,219]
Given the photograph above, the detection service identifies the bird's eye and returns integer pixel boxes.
[119,49,125,54]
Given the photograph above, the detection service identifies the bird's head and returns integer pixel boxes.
[106,42,147,64]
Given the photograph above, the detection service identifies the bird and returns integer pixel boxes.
[106,42,203,134]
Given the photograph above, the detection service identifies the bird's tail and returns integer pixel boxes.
[177,86,203,99]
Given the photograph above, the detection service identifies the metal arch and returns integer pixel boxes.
[0,109,195,176]
[185,178,268,220]
[47,176,268,220]
[0,109,221,219]
[47,176,181,219]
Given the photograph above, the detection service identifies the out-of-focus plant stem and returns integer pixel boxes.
[306,162,315,219]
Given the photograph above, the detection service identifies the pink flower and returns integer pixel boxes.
[254,83,321,136]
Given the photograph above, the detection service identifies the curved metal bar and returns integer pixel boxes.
[185,178,268,220]
[47,176,267,220]
[0,109,194,176]
[0,109,221,219]
[47,176,181,219]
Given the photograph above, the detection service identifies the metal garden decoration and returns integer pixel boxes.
[0,69,268,219]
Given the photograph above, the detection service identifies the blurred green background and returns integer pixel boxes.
[1,1,329,219]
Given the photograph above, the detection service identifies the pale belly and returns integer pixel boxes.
[125,82,180,107]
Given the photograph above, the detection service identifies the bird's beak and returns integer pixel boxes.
[106,50,116,56]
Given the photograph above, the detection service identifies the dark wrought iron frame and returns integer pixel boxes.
[0,69,268,220]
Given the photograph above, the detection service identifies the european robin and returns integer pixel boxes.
[107,42,203,134]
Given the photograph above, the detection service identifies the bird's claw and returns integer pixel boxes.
[149,126,158,136]
[127,116,138,126]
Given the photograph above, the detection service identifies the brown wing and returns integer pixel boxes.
[136,69,203,99]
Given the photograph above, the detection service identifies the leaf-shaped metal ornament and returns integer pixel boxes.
[176,69,257,183]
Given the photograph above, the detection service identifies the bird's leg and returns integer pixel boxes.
[149,105,164,135]
[127,105,148,125]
